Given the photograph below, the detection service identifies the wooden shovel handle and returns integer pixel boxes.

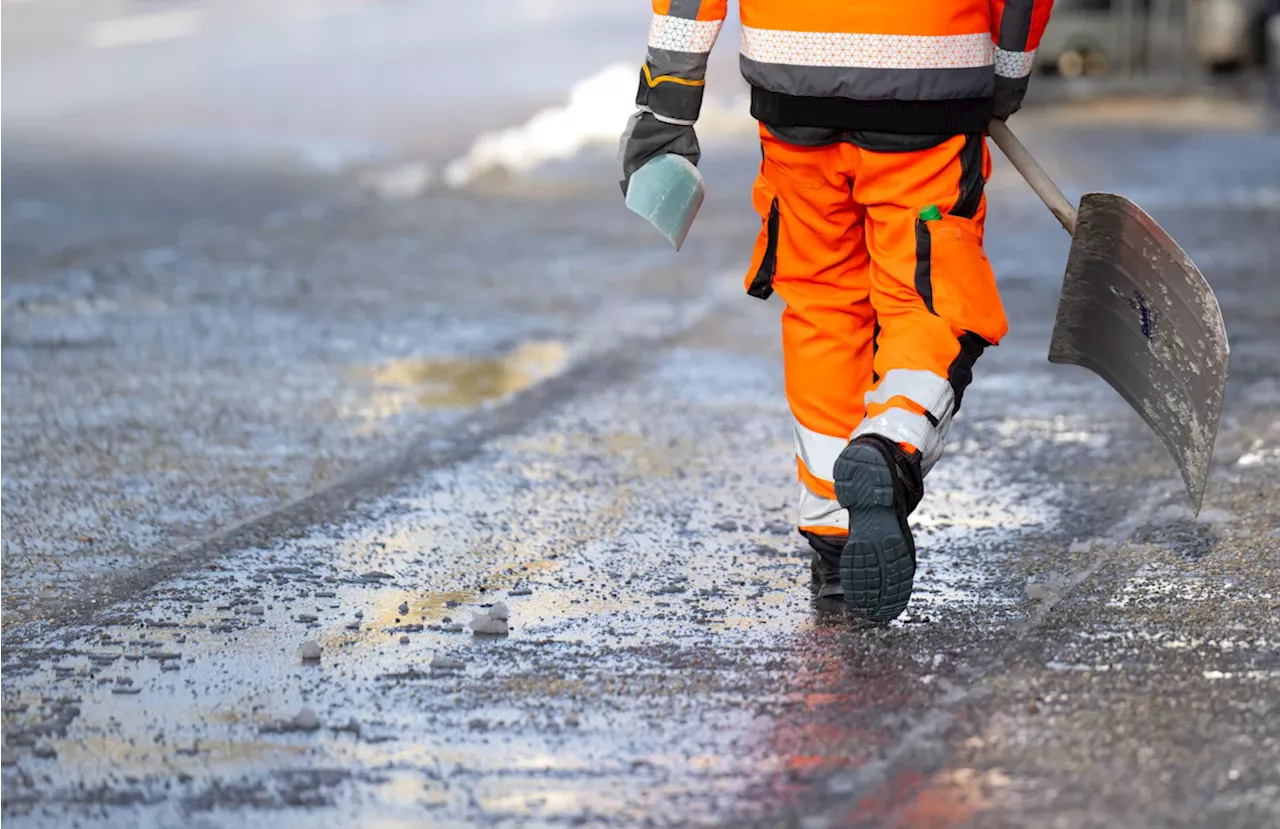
[988,119,1079,236]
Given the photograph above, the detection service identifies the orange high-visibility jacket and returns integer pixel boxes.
[639,0,1054,134]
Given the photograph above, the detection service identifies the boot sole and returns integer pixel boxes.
[833,442,915,623]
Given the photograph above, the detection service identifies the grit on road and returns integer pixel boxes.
[4,2,1280,827]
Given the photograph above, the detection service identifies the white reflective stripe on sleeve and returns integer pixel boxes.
[648,14,723,54]
[798,482,848,533]
[994,46,1036,78]
[740,27,994,69]
[793,419,848,483]
[863,369,954,421]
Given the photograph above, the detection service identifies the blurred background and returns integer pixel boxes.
[4,0,1279,190]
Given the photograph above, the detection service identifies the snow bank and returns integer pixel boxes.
[442,62,752,188]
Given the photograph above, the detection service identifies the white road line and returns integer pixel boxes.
[84,9,204,50]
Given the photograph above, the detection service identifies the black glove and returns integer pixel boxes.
[618,110,701,196]
[992,76,1030,121]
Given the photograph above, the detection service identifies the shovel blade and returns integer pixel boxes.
[1049,192,1229,514]
[625,154,705,251]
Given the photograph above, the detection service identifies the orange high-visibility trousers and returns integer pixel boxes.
[744,127,1008,539]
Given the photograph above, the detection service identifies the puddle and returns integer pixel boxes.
[344,340,569,426]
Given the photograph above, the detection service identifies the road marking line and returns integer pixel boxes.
[85,10,203,50]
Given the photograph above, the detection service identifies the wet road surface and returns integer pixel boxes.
[4,7,1280,821]
[4,113,1279,826]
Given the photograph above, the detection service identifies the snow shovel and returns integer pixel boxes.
[988,119,1229,514]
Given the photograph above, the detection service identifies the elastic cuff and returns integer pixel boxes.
[636,65,705,124]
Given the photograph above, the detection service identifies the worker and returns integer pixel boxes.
[620,1,1056,622]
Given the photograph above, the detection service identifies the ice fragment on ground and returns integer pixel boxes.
[470,614,509,636]
[290,708,321,732]
[299,641,322,661]
[487,602,509,621]
[399,635,410,645]
[430,654,466,670]
[509,587,533,596]
[243,604,265,616]
[398,602,409,615]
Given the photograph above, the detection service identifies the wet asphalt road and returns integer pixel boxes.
[4,8,1280,824]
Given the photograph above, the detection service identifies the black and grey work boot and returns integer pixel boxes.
[804,531,845,599]
[832,434,924,622]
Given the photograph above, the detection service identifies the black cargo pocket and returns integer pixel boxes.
[913,217,935,313]
[747,196,779,299]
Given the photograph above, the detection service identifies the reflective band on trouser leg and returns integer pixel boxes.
[852,407,951,476]
[858,368,957,477]
[794,418,851,534]
[994,47,1036,78]
[863,368,955,422]
[798,482,848,534]
[794,418,848,484]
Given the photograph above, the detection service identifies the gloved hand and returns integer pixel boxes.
[618,110,701,196]
[991,76,1029,121]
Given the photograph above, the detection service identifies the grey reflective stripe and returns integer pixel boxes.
[740,57,994,102]
[798,482,848,532]
[648,14,722,53]
[864,369,955,421]
[667,0,704,19]
[994,47,1036,78]
[998,0,1034,51]
[740,27,994,68]
[794,419,848,483]
[645,47,710,82]
[642,78,704,124]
